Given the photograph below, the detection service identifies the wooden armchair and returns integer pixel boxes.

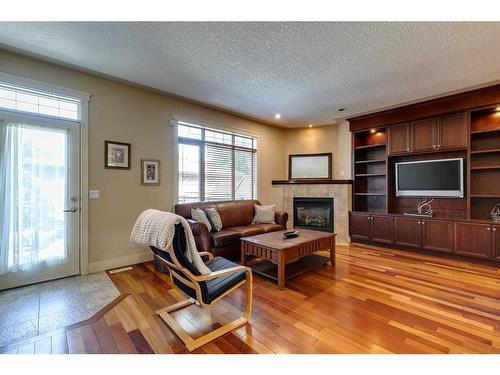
[150,223,253,351]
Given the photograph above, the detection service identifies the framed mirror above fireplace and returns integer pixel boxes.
[293,197,334,233]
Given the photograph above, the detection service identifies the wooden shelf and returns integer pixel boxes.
[470,194,500,198]
[354,192,386,196]
[272,179,353,185]
[470,148,500,154]
[470,165,500,170]
[355,159,386,164]
[470,127,500,135]
[355,173,386,177]
[355,144,386,150]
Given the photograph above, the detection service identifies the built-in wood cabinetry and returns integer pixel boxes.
[421,219,454,253]
[387,123,410,155]
[349,84,500,263]
[438,112,468,150]
[394,216,420,248]
[454,222,492,259]
[493,224,500,261]
[349,212,393,245]
[388,112,468,156]
[393,216,453,253]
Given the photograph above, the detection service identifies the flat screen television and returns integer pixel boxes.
[395,158,464,198]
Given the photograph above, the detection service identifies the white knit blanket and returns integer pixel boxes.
[130,209,211,275]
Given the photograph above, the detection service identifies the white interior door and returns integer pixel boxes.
[0,110,80,290]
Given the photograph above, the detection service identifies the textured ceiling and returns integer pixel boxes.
[0,22,499,127]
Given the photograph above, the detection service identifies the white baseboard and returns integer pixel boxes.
[88,251,153,273]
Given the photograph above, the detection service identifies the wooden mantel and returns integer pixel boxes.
[271,179,353,185]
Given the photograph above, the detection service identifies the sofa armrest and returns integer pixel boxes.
[275,211,288,229]
[187,219,212,252]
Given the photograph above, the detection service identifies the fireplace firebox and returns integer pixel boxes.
[293,197,334,233]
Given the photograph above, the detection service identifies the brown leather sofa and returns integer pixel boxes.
[175,199,288,258]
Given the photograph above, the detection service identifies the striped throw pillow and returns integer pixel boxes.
[205,207,223,232]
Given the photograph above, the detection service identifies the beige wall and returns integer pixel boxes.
[284,121,352,179]
[0,50,287,270]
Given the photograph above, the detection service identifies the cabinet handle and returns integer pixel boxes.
[486,227,491,231]
[437,144,441,148]
[406,148,410,151]
[417,221,421,225]
[493,228,497,231]
[421,221,425,225]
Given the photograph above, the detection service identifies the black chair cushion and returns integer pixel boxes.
[204,257,246,303]
[153,223,245,304]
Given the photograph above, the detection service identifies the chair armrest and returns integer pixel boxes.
[275,211,288,229]
[193,265,252,281]
[198,251,214,261]
[187,219,212,252]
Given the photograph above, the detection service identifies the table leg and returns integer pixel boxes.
[330,236,336,265]
[241,243,247,266]
[277,252,285,290]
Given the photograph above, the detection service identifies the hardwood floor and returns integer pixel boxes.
[1,243,500,354]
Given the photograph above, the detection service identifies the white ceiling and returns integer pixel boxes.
[0,22,499,127]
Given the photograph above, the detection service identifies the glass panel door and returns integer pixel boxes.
[0,112,80,290]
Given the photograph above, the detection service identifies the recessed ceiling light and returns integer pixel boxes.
[308,124,313,128]
[496,106,500,111]
[275,113,281,119]
[338,108,346,112]
[370,128,376,134]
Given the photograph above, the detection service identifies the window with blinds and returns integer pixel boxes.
[0,82,80,120]
[177,122,257,203]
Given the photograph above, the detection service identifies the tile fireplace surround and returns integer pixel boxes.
[278,184,351,245]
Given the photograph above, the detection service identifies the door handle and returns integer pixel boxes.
[63,207,78,213]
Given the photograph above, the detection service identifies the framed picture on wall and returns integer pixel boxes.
[141,159,160,186]
[289,153,332,180]
[105,141,131,169]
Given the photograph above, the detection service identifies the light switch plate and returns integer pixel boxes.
[89,190,100,199]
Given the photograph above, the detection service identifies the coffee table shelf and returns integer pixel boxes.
[241,229,336,290]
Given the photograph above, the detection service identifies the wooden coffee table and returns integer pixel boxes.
[240,229,336,290]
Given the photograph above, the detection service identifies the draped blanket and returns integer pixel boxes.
[130,209,211,275]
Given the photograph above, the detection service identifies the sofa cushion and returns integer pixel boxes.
[251,223,284,233]
[211,229,241,247]
[252,204,276,224]
[205,207,223,231]
[214,200,257,228]
[229,225,265,237]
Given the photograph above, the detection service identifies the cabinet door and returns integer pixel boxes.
[370,215,394,244]
[421,220,454,253]
[388,123,411,155]
[411,118,437,153]
[493,225,500,261]
[349,212,371,241]
[454,222,491,259]
[437,112,468,150]
[394,217,421,248]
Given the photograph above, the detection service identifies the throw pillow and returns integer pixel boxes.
[253,204,276,224]
[205,207,223,231]
[191,208,212,232]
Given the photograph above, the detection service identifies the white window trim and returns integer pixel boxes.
[0,71,92,275]
[170,116,259,206]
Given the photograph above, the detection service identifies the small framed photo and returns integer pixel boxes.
[105,141,131,169]
[141,159,160,186]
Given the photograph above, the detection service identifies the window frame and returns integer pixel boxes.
[176,121,257,203]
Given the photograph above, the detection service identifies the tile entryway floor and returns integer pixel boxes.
[0,272,120,347]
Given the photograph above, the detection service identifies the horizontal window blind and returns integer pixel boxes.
[177,122,257,203]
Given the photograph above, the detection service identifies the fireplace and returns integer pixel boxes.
[293,197,334,233]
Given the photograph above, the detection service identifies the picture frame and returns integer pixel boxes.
[105,141,131,169]
[141,159,161,186]
[289,152,332,180]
